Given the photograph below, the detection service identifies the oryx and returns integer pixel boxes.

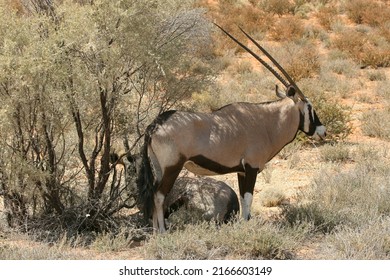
[164,176,239,225]
[112,152,239,224]
[137,25,326,232]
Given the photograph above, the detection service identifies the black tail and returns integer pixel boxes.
[136,131,156,222]
[137,110,177,222]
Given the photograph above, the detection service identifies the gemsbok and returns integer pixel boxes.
[112,152,239,224]
[137,25,326,232]
[164,176,239,225]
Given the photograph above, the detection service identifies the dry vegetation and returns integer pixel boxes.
[1,0,390,260]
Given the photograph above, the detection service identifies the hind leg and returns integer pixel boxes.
[153,191,166,233]
[153,162,184,233]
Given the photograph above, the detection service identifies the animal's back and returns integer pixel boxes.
[164,177,239,223]
[150,107,257,165]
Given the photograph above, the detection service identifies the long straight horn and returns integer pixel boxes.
[237,26,306,100]
[214,23,289,88]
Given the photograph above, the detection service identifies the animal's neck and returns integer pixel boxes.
[264,99,300,160]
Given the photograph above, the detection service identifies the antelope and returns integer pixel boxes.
[137,25,326,233]
[112,152,239,224]
[163,176,239,225]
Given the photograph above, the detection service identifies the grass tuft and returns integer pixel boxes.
[361,108,390,140]
[269,16,305,42]
[344,0,390,27]
[283,151,390,236]
[320,142,352,163]
[143,218,305,259]
[260,188,287,207]
[325,218,390,259]
[332,27,390,68]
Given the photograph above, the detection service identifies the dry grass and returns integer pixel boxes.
[0,232,81,259]
[276,41,320,81]
[332,27,390,68]
[142,144,390,259]
[142,218,305,259]
[261,0,295,16]
[325,218,390,259]
[367,69,387,81]
[321,58,358,78]
[90,230,134,253]
[361,108,390,140]
[344,0,390,27]
[316,4,339,30]
[320,142,352,163]
[269,16,305,41]
[377,80,390,102]
[284,145,390,236]
[260,188,288,207]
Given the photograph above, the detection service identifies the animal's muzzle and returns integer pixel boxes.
[314,125,326,140]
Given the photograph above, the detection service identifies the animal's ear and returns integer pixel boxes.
[286,85,299,103]
[286,85,296,97]
[275,85,286,99]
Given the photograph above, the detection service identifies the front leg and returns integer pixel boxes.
[237,167,258,220]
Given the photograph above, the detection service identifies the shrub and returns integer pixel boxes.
[283,153,390,234]
[332,27,390,68]
[361,108,390,140]
[191,68,279,112]
[316,98,352,141]
[234,60,254,75]
[318,72,356,99]
[240,4,275,34]
[321,58,358,78]
[261,0,295,15]
[303,23,329,42]
[367,70,387,81]
[269,16,305,42]
[379,21,390,42]
[260,187,288,207]
[211,1,274,53]
[320,143,352,163]
[325,218,390,259]
[316,5,339,30]
[377,80,390,102]
[0,0,214,235]
[344,0,390,27]
[276,41,320,81]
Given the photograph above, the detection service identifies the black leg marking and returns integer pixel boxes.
[237,165,259,220]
